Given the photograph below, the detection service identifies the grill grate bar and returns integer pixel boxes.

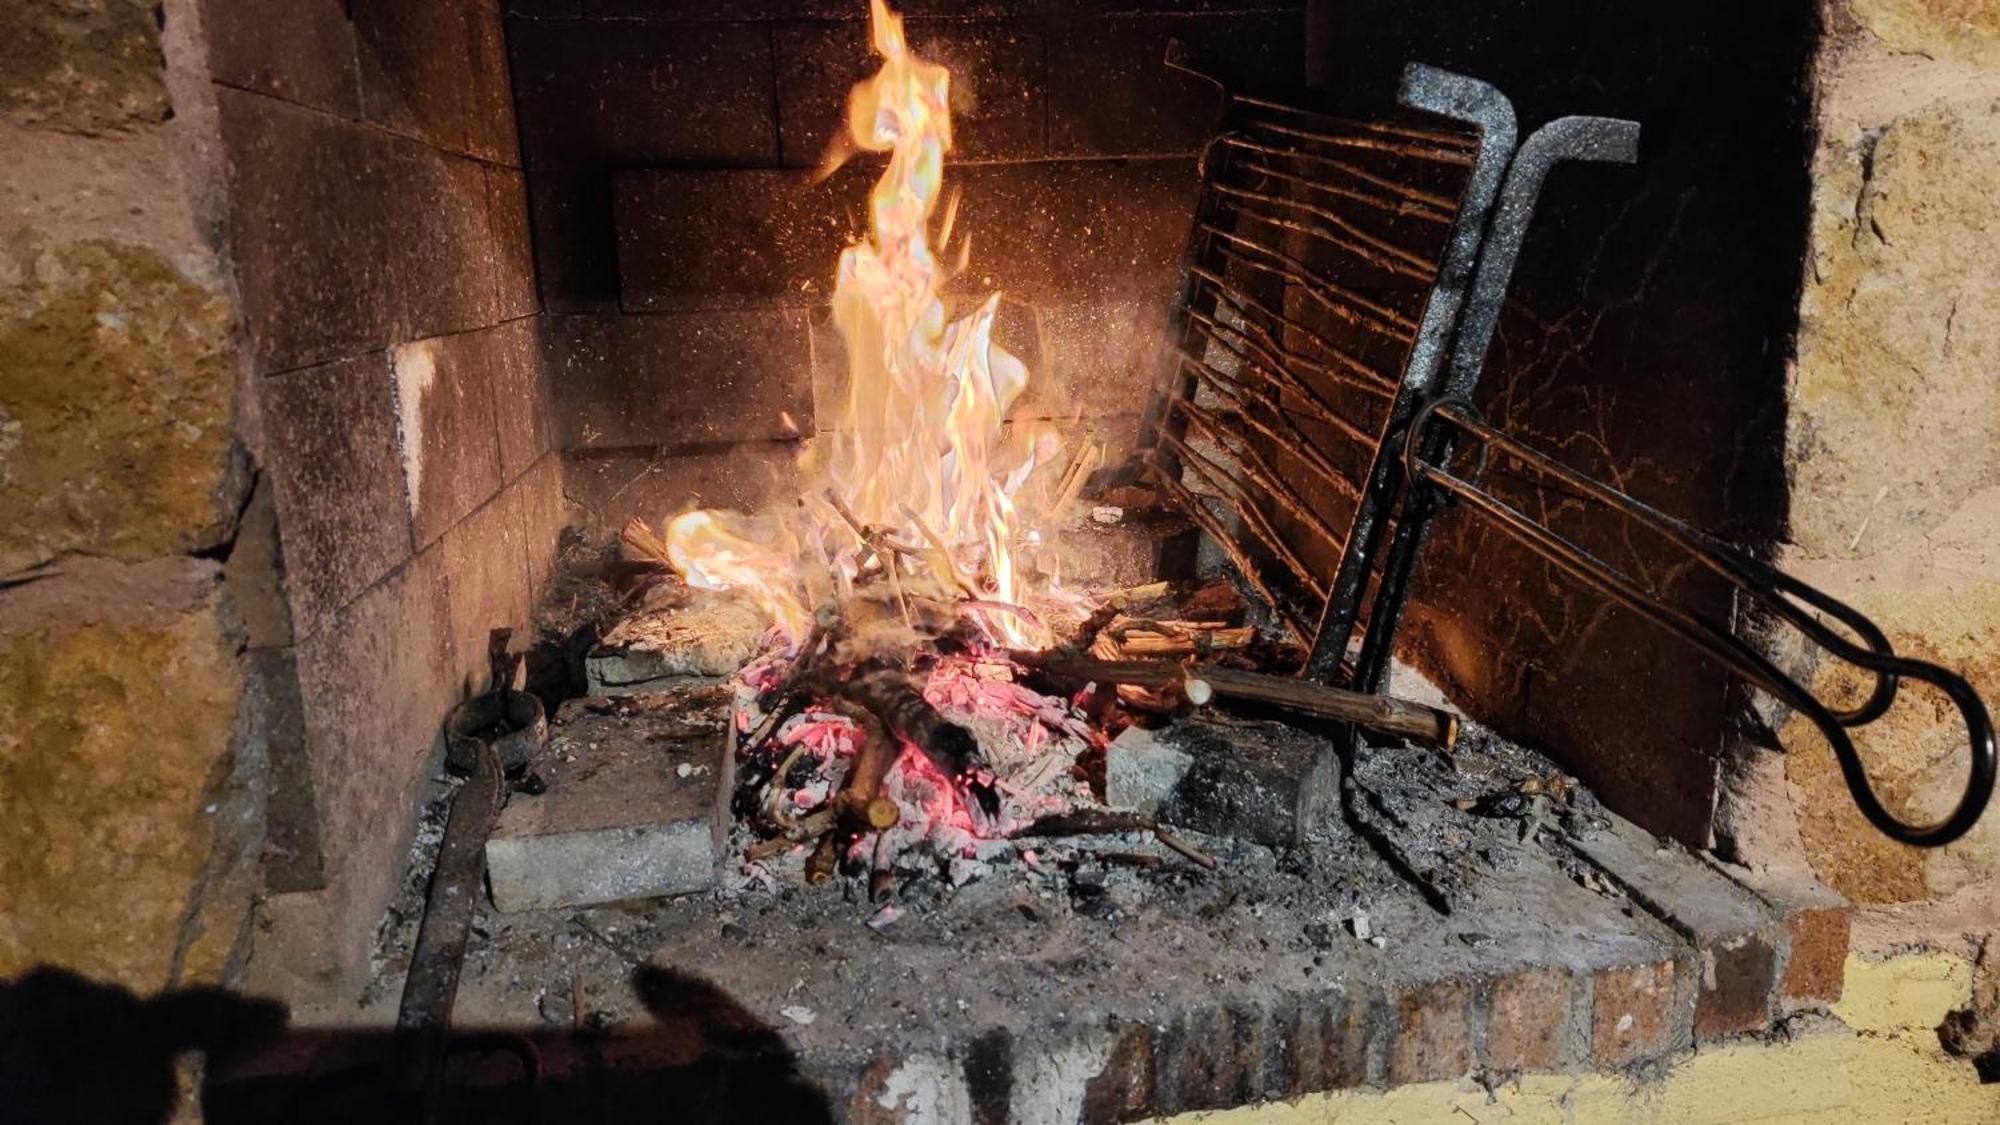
[1201,229,1420,343]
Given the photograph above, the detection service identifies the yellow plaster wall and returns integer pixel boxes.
[1154,954,1996,1125]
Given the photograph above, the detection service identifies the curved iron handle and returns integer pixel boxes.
[1406,399,1996,848]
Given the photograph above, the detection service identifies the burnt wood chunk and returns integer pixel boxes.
[1156,718,1341,847]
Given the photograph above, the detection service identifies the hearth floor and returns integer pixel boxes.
[209,707,1840,1124]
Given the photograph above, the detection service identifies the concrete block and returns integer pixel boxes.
[486,703,729,912]
[1103,725,1192,819]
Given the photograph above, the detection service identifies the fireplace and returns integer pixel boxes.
[9,0,1996,1121]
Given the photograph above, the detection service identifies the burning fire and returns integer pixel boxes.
[666,0,1063,648]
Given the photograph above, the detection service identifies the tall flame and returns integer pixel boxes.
[666,0,1057,648]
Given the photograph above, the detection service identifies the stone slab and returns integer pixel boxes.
[585,591,768,695]
[1103,725,1192,819]
[486,691,732,912]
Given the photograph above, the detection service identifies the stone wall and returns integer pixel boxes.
[203,0,567,1002]
[1721,0,2000,945]
[2,0,569,1005]
[0,0,259,992]
[503,0,1304,529]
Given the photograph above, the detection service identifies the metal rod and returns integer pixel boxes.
[1171,394,1352,551]
[1352,114,1642,692]
[1244,115,1477,166]
[1155,426,1332,603]
[1406,421,1993,848]
[1229,93,1479,150]
[1303,65,1521,683]
[1218,140,1458,221]
[1145,457,1312,639]
[1191,270,1401,395]
[1210,182,1438,280]
[1173,329,1384,450]
[1201,226,1420,343]
[1176,356,1365,503]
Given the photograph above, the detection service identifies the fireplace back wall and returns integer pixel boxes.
[502,0,1306,529]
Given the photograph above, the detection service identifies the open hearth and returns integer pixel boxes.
[9,0,2000,1121]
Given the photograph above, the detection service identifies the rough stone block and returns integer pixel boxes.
[1387,978,1473,1085]
[486,704,729,911]
[545,311,815,449]
[0,559,241,989]
[508,20,778,309]
[393,332,505,549]
[0,239,236,573]
[1570,815,1780,1041]
[0,0,169,132]
[1483,966,1575,1074]
[1045,12,1304,157]
[1590,959,1681,1067]
[774,17,1044,167]
[261,354,414,635]
[1103,725,1193,818]
[203,0,360,117]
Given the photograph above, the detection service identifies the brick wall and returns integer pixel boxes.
[503,0,1305,528]
[202,0,568,996]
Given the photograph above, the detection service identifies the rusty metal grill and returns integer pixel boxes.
[1136,59,1994,848]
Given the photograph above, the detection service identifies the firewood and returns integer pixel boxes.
[1014,652,1459,750]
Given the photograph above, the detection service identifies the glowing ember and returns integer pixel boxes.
[665,0,1064,649]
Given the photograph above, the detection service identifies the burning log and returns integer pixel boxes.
[824,660,984,777]
[1017,653,1459,750]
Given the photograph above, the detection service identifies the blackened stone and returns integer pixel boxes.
[204,0,359,117]
[560,445,801,530]
[544,311,815,449]
[1156,717,1341,847]
[486,317,555,481]
[612,165,870,312]
[260,354,413,635]
[355,0,485,156]
[392,331,505,549]
[507,19,779,311]
[218,89,397,371]
[486,166,538,318]
[774,17,1045,167]
[1046,12,1306,157]
[948,159,1198,306]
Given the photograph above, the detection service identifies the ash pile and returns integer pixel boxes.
[473,510,1587,929]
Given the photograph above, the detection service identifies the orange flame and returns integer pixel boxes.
[666,0,1060,648]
